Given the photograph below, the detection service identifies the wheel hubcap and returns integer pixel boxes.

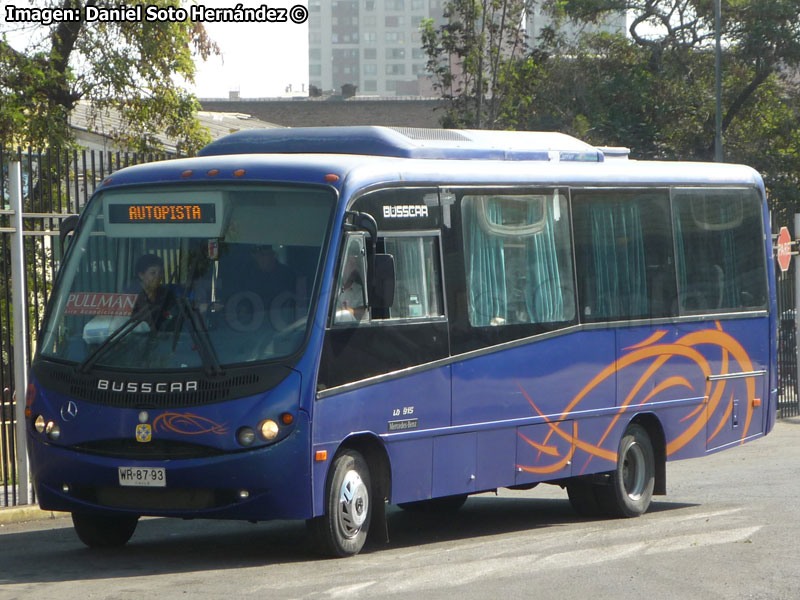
[622,442,646,501]
[338,470,369,538]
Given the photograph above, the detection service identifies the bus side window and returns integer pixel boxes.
[673,188,767,313]
[381,235,444,321]
[333,234,369,325]
[572,189,676,322]
[461,191,575,327]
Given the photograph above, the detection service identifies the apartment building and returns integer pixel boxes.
[309,1,626,98]
[308,0,446,97]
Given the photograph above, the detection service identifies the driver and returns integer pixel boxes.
[131,253,176,330]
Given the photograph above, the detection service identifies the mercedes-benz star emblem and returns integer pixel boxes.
[60,401,78,421]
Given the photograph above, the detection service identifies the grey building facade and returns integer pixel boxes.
[308,1,627,99]
[308,0,446,97]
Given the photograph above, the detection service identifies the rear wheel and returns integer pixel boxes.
[71,512,139,548]
[596,424,655,517]
[310,450,372,557]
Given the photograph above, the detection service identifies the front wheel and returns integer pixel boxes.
[71,512,139,548]
[596,424,655,517]
[309,450,372,557]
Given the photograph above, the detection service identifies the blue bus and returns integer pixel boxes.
[27,127,776,557]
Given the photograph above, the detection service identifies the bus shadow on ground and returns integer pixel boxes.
[373,495,697,552]
[0,496,697,585]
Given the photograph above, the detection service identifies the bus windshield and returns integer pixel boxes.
[39,184,334,370]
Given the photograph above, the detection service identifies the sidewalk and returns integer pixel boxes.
[0,504,66,525]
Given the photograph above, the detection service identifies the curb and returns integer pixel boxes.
[0,505,67,525]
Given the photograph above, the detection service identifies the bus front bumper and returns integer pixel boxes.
[28,416,312,521]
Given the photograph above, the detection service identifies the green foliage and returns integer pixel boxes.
[424,0,800,218]
[422,0,529,128]
[535,0,800,214]
[0,0,216,153]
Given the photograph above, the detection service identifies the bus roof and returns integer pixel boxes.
[198,126,607,162]
[94,127,763,196]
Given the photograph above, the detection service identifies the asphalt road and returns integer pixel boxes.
[1,419,799,600]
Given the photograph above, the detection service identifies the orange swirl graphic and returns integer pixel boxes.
[516,322,761,476]
[152,412,229,435]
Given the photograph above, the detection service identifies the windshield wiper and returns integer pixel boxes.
[76,303,153,374]
[171,256,224,377]
[172,296,223,377]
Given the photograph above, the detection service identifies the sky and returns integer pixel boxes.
[191,0,309,99]
[0,0,309,100]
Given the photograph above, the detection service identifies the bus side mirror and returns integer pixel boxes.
[59,214,80,253]
[370,253,395,311]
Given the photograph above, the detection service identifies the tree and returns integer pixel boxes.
[543,0,800,159]
[0,0,217,153]
[421,0,530,129]
[423,0,800,214]
[515,0,800,213]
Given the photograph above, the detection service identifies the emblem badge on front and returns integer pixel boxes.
[136,424,152,443]
[60,401,78,421]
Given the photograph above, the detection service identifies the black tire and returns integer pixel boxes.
[596,424,655,518]
[397,494,468,513]
[309,450,372,557]
[71,512,139,548]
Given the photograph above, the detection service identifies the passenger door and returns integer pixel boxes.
[314,188,451,503]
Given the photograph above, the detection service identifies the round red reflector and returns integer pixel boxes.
[281,413,294,425]
[325,174,340,182]
[181,170,194,178]
[207,169,220,176]
[233,169,246,177]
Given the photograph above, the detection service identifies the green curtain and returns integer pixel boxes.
[385,237,426,318]
[525,198,565,322]
[588,200,647,319]
[720,203,739,307]
[674,196,740,310]
[467,198,508,326]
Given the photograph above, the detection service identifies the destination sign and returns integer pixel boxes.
[108,203,216,224]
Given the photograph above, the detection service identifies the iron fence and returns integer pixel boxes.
[775,223,799,418]
[0,147,798,507]
[0,147,174,506]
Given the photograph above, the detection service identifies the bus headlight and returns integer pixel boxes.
[259,420,279,441]
[236,426,256,447]
[46,421,61,440]
[34,415,46,434]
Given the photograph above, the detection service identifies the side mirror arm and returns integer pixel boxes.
[343,211,394,310]
[59,214,80,254]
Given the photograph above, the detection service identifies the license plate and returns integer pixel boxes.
[118,466,166,488]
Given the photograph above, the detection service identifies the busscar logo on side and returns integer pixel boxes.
[383,205,429,218]
[97,380,199,393]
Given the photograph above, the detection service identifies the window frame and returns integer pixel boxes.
[329,229,448,329]
[331,232,370,327]
[670,185,769,316]
[377,230,448,326]
[459,188,577,330]
[570,186,678,324]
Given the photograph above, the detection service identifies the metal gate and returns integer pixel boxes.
[0,147,174,507]
[775,221,799,418]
